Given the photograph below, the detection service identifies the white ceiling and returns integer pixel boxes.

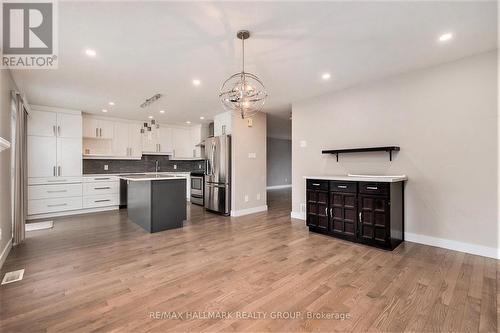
[11,1,497,126]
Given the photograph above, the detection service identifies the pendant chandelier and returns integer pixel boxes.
[219,30,268,119]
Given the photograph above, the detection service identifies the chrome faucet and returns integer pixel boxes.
[155,160,160,172]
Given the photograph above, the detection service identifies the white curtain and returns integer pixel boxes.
[12,92,27,245]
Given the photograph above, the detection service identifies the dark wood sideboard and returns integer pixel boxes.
[306,179,404,250]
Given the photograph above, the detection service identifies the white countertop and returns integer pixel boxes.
[304,174,407,183]
[120,174,188,181]
[84,171,191,178]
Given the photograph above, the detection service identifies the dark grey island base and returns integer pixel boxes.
[124,176,187,233]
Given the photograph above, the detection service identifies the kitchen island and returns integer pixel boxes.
[120,174,187,233]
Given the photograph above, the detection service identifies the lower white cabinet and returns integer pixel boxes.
[83,194,119,208]
[28,196,82,215]
[83,176,119,209]
[28,183,82,200]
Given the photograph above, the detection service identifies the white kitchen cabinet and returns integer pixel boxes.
[28,110,57,137]
[191,125,202,158]
[214,111,232,136]
[128,123,143,158]
[158,127,173,154]
[142,129,159,153]
[113,121,143,158]
[83,117,114,139]
[28,136,57,178]
[57,138,82,177]
[57,113,82,138]
[113,122,129,157]
[171,127,192,158]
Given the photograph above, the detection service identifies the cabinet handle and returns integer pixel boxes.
[47,190,67,193]
[53,166,56,176]
[99,128,102,137]
[94,177,110,180]
[330,208,333,217]
[359,212,362,223]
[58,166,61,176]
[95,199,110,203]
[94,187,110,190]
[57,126,61,136]
[159,144,161,152]
[53,125,56,136]
[337,185,347,189]
[366,186,378,190]
[312,183,320,186]
[48,203,67,207]
[96,128,98,137]
[325,207,328,216]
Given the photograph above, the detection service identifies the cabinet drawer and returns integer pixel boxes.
[83,194,119,208]
[28,197,82,215]
[329,181,357,193]
[83,182,119,196]
[28,183,82,200]
[28,177,82,185]
[83,176,119,182]
[359,182,389,196]
[306,179,328,190]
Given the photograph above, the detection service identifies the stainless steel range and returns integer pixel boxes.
[190,171,204,206]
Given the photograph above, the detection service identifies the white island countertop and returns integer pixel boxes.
[120,174,188,181]
[305,174,407,183]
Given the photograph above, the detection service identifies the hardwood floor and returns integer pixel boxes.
[0,188,497,332]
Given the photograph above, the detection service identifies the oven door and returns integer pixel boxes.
[190,176,203,196]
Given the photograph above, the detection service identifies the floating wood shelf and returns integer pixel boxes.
[322,146,400,162]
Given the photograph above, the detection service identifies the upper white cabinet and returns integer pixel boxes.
[113,121,142,158]
[83,118,114,139]
[28,110,57,137]
[214,111,232,136]
[27,107,82,180]
[141,126,173,155]
[57,113,82,138]
[171,127,192,158]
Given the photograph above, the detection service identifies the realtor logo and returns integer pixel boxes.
[1,0,58,69]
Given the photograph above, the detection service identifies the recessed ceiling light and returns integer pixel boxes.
[199,116,205,120]
[186,121,191,124]
[148,115,153,119]
[85,49,97,57]
[192,79,201,86]
[159,110,165,114]
[101,109,108,113]
[438,33,453,42]
[322,73,331,80]
[108,102,115,106]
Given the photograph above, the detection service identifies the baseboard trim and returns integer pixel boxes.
[0,238,12,269]
[27,206,119,221]
[231,205,268,217]
[290,211,306,220]
[266,185,292,190]
[405,232,499,259]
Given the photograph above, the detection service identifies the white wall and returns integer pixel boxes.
[292,51,498,257]
[267,137,291,188]
[0,70,17,266]
[231,112,267,215]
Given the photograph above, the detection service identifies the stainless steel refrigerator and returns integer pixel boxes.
[204,135,231,215]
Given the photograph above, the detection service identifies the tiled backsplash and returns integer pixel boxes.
[83,155,205,174]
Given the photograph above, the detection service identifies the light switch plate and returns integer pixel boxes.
[104,165,108,171]
[300,140,307,148]
[248,152,256,159]
[244,195,249,202]
[174,164,177,170]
